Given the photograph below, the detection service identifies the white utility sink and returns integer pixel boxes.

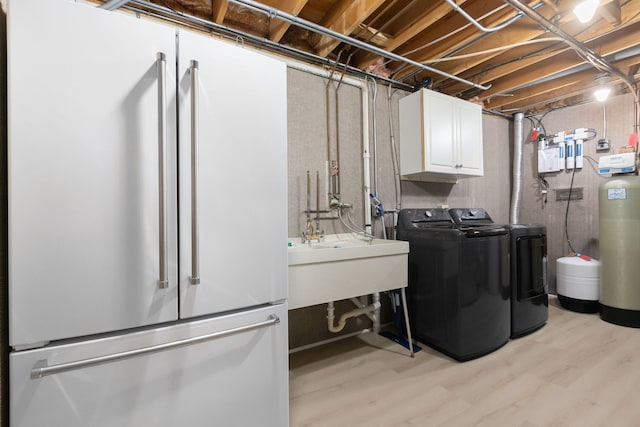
[287,234,409,310]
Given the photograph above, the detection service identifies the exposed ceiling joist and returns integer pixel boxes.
[114,0,640,116]
[313,0,385,58]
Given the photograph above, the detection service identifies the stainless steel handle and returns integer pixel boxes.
[189,60,200,285]
[30,315,280,380]
[157,52,169,289]
[542,254,548,293]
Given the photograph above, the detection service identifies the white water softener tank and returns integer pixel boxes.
[599,176,640,327]
[556,256,600,313]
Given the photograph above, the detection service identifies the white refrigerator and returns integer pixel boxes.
[6,0,289,425]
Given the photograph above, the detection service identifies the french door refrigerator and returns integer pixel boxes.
[6,0,289,425]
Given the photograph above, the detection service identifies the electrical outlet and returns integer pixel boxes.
[597,139,610,151]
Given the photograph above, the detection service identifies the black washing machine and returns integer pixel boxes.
[449,210,548,338]
[397,208,510,362]
[505,224,548,338]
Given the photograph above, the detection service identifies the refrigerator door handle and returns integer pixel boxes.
[30,315,280,379]
[189,59,200,285]
[157,52,169,289]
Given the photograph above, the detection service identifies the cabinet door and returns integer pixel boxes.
[424,90,457,173]
[177,32,288,318]
[10,304,289,427]
[457,100,484,175]
[8,0,178,347]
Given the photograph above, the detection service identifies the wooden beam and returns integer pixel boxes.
[391,0,534,81]
[313,0,386,58]
[354,0,473,69]
[486,45,640,110]
[267,0,309,43]
[598,0,621,26]
[444,1,640,96]
[212,0,228,24]
[478,22,640,102]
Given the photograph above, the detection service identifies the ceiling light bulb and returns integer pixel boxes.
[574,0,599,23]
[594,86,611,102]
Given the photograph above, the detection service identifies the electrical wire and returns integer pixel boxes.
[564,165,578,254]
[392,3,513,60]
[337,206,374,239]
[420,37,564,63]
[387,85,402,213]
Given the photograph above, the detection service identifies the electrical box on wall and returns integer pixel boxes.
[538,146,561,173]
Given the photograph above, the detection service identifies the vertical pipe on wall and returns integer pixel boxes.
[281,58,379,331]
[510,112,524,224]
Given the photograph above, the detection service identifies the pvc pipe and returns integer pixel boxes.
[327,301,381,333]
[350,297,376,322]
[282,58,380,330]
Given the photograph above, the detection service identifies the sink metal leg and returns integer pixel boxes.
[400,287,415,357]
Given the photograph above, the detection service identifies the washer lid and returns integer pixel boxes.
[458,224,509,237]
[449,208,494,226]
[399,208,455,229]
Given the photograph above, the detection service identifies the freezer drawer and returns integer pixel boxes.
[10,304,289,427]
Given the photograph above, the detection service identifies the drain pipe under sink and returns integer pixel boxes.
[327,300,381,333]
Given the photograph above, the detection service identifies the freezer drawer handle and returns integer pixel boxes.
[157,52,169,289]
[30,315,280,380]
[189,60,200,285]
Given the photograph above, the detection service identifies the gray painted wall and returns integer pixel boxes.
[286,66,637,349]
[286,67,513,349]
[519,93,636,293]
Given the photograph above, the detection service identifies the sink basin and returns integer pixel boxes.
[287,234,409,310]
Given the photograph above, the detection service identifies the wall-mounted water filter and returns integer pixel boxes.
[575,139,584,169]
[552,132,565,171]
[566,138,575,170]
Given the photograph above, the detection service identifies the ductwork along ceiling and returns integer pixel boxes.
[107,0,640,118]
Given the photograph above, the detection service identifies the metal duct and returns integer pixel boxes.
[228,0,491,91]
[510,112,524,224]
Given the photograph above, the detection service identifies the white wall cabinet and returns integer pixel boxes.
[399,88,483,183]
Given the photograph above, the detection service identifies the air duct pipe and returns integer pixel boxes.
[511,112,524,224]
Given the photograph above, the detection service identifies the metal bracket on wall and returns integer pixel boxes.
[303,210,339,220]
[555,187,583,201]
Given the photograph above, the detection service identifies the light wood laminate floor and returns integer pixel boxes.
[289,297,640,427]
